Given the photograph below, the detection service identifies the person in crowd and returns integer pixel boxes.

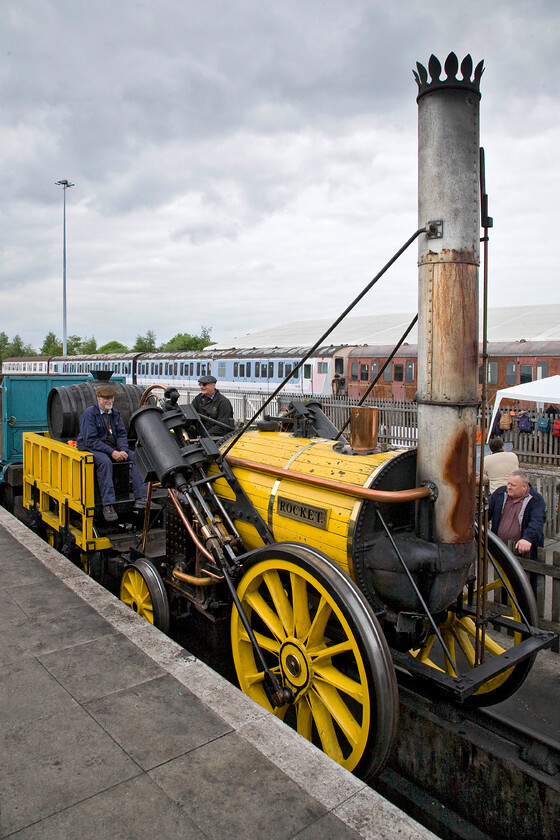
[192,375,234,437]
[490,409,503,438]
[483,437,519,494]
[76,384,147,522]
[488,470,546,561]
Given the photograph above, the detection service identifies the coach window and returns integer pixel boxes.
[234,363,238,377]
[405,361,414,382]
[174,363,177,375]
[260,363,266,377]
[218,361,226,377]
[246,362,251,377]
[284,364,291,378]
[303,364,312,379]
[487,361,498,384]
[360,364,368,381]
[505,362,516,385]
[520,364,533,384]
[351,361,359,381]
[269,361,274,378]
[537,361,548,379]
[335,357,344,375]
[383,364,392,382]
[239,364,245,377]
[278,362,284,378]
[255,364,260,378]
[370,362,378,380]
[291,367,299,380]
[394,364,404,382]
[317,362,328,374]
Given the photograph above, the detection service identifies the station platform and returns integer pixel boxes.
[0,508,437,840]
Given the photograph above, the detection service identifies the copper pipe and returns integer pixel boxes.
[225,455,431,503]
[140,480,154,553]
[172,568,215,587]
[167,488,214,561]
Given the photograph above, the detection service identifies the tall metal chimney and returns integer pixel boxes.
[414,53,484,546]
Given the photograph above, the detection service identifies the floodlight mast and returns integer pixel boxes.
[55,179,75,355]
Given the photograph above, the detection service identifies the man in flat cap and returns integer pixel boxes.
[77,384,147,522]
[192,375,234,437]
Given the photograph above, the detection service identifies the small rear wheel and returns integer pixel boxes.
[231,542,398,780]
[120,558,170,633]
[411,529,538,706]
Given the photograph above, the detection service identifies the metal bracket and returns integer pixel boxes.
[426,220,443,239]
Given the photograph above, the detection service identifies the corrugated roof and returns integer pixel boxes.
[213,305,560,349]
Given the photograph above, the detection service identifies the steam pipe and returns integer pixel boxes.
[225,455,431,503]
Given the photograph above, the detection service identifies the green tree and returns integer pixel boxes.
[160,326,214,352]
[79,336,98,354]
[98,340,129,353]
[0,331,9,362]
[132,330,157,352]
[41,332,63,356]
[6,335,36,357]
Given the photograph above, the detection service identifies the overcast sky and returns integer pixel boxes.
[1,0,559,351]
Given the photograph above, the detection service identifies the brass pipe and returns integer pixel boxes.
[172,568,215,587]
[167,488,214,561]
[140,480,154,553]
[225,455,431,503]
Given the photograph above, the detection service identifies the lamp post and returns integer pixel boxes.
[55,179,75,355]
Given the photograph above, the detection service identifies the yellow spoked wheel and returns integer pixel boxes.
[411,529,538,706]
[120,558,170,633]
[231,542,398,780]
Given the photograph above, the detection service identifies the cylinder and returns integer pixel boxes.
[47,382,145,440]
[414,53,483,544]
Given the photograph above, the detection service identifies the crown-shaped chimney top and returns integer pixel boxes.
[413,53,484,101]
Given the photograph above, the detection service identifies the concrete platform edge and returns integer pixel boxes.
[0,507,438,840]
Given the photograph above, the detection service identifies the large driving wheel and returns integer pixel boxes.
[411,529,538,706]
[231,542,398,780]
[120,558,170,633]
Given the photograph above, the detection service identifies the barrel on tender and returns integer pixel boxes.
[47,382,144,441]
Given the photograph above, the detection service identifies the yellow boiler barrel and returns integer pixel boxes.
[214,430,413,577]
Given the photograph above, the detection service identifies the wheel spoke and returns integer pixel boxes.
[307,595,332,648]
[307,690,344,763]
[244,589,286,641]
[262,569,294,635]
[311,639,352,662]
[295,695,313,740]
[291,572,311,638]
[312,681,362,748]
[313,661,365,704]
[238,625,282,655]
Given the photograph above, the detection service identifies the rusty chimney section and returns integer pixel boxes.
[414,53,484,545]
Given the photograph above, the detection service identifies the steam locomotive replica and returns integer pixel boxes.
[1,53,556,781]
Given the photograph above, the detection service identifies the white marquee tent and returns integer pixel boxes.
[487,375,560,441]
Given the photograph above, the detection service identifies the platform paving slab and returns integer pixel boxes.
[0,507,438,840]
